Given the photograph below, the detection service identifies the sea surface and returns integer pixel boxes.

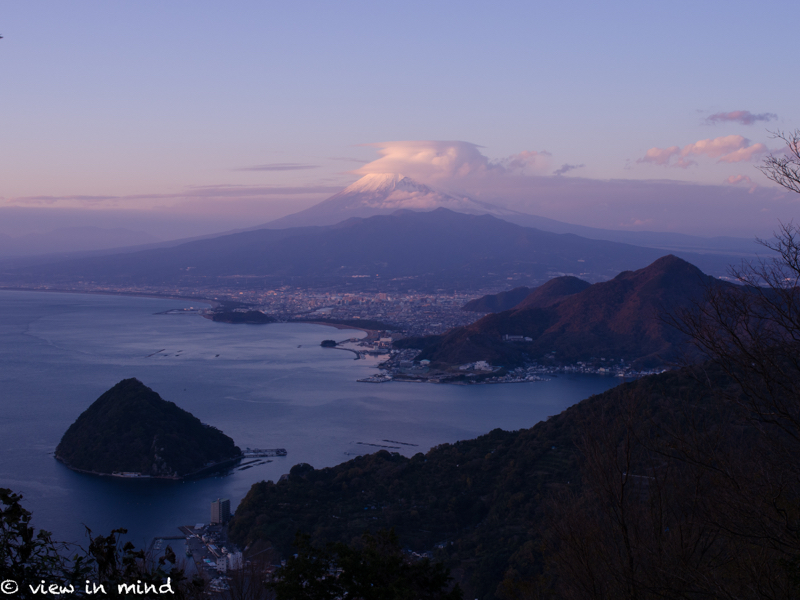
[0,290,625,548]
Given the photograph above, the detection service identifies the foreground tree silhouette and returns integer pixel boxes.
[541,373,796,599]
[271,530,462,600]
[0,488,79,592]
[760,129,800,194]
[0,488,203,599]
[674,130,800,474]
[534,135,800,600]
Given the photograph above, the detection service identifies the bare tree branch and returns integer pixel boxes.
[758,129,800,194]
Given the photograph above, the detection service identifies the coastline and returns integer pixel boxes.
[53,453,243,481]
[292,319,374,333]
[0,286,221,308]
[0,288,390,335]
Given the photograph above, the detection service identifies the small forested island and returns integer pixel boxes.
[320,339,337,347]
[55,378,242,479]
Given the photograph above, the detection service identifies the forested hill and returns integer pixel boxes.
[513,275,591,309]
[462,286,532,312]
[462,276,591,314]
[404,255,721,368]
[228,365,727,599]
[55,378,241,478]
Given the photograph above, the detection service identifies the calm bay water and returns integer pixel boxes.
[0,290,624,548]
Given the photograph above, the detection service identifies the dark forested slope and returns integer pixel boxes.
[228,366,727,598]
[462,286,533,313]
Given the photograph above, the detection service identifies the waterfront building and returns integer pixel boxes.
[228,552,243,570]
[211,498,231,524]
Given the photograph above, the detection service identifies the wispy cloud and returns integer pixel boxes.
[328,157,370,164]
[8,185,341,207]
[184,184,340,196]
[553,163,585,176]
[638,135,767,168]
[497,150,552,172]
[706,110,777,126]
[233,163,320,172]
[9,195,122,206]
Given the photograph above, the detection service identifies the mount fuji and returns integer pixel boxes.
[265,173,525,228]
[260,174,761,257]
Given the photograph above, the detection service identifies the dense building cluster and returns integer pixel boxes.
[252,289,487,336]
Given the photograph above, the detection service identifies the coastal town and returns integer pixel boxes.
[9,281,672,382]
[5,282,507,336]
[371,347,668,384]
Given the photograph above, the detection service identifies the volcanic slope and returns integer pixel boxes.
[264,173,525,228]
[6,209,680,290]
[410,255,721,367]
[262,173,762,257]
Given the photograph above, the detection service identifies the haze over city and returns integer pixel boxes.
[1,0,798,247]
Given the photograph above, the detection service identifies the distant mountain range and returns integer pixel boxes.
[0,226,162,257]
[403,255,720,367]
[1,209,742,292]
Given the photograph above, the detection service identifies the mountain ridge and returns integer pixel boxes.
[409,255,718,367]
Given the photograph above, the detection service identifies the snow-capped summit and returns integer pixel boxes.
[340,173,428,195]
[265,173,522,228]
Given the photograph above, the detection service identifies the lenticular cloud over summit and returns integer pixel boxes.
[355,141,551,182]
[356,141,495,181]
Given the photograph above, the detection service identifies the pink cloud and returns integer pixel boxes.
[639,146,680,166]
[684,135,748,159]
[356,141,493,180]
[717,143,768,163]
[725,174,758,193]
[706,110,777,125]
[355,141,552,181]
[638,135,767,168]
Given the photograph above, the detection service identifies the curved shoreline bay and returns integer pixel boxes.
[0,289,625,546]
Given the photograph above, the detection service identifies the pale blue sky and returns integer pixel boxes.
[1,1,798,238]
